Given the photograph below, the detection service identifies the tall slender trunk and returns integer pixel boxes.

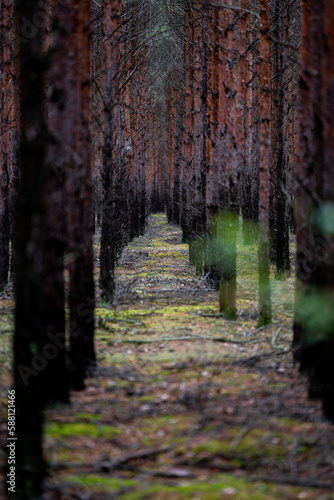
[182,0,194,243]
[173,91,183,225]
[0,2,11,290]
[219,0,238,319]
[100,0,121,302]
[42,0,74,405]
[9,0,19,282]
[242,5,253,243]
[66,0,95,389]
[190,0,208,273]
[257,0,272,327]
[205,5,220,288]
[271,0,290,277]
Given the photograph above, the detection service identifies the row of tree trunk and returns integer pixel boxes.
[10,1,96,496]
[160,0,299,324]
[127,0,334,419]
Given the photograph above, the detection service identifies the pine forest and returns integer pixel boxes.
[1,0,334,498]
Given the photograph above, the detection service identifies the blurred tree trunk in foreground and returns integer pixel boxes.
[12,0,47,496]
[294,0,334,421]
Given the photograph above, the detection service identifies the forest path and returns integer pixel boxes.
[43,214,334,499]
[113,212,213,305]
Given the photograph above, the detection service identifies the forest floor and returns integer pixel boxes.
[1,213,334,499]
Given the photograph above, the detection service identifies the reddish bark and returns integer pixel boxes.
[251,33,260,228]
[205,5,220,286]
[189,0,208,273]
[257,0,272,326]
[242,4,254,243]
[218,0,237,319]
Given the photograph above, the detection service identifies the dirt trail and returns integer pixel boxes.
[113,212,214,305]
[1,214,334,499]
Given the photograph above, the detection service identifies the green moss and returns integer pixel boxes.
[65,474,136,491]
[75,413,103,422]
[271,416,303,427]
[139,415,180,432]
[191,429,288,470]
[193,439,230,455]
[45,422,122,439]
[138,395,154,402]
[119,473,291,500]
[47,470,321,500]
[267,382,287,389]
[96,307,155,319]
[49,449,86,465]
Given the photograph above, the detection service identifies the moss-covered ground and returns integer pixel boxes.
[1,213,334,499]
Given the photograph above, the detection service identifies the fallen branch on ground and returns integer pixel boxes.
[95,447,171,472]
[270,327,289,351]
[232,349,291,366]
[194,272,211,288]
[110,336,268,345]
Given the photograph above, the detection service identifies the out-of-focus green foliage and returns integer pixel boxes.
[295,285,334,343]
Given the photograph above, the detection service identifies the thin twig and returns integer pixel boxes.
[194,272,210,288]
[96,447,171,472]
[270,327,286,350]
[228,426,252,453]
[111,335,266,345]
[232,349,292,366]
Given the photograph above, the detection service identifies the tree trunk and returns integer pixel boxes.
[270,0,290,277]
[66,0,96,389]
[190,0,208,274]
[257,0,272,327]
[100,0,117,302]
[294,0,334,421]
[182,0,194,243]
[242,4,253,244]
[42,0,75,405]
[0,2,11,290]
[219,0,238,319]
[9,0,19,283]
[12,0,48,496]
[205,5,221,288]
